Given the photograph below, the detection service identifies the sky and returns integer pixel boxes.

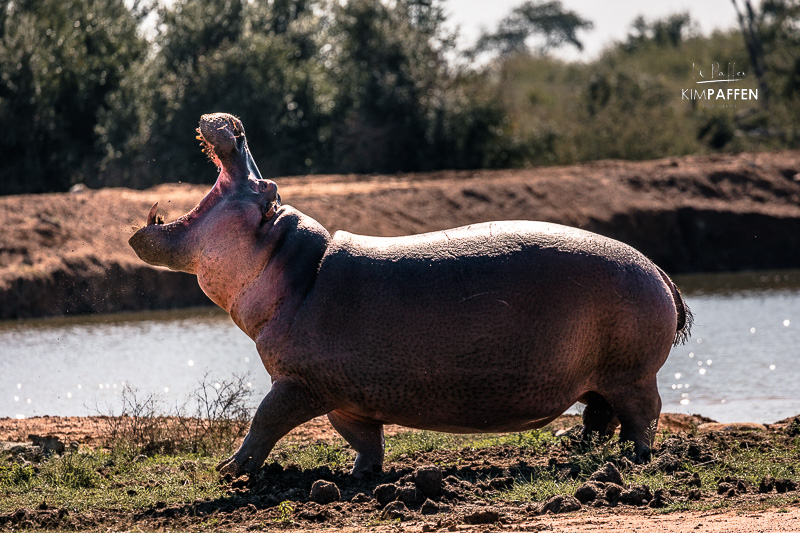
[444,0,756,61]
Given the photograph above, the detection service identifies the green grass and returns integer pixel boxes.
[1,424,797,517]
[0,449,226,513]
[492,429,800,506]
[385,429,558,462]
[272,442,352,470]
[502,469,581,502]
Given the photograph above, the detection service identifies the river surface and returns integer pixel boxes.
[1,270,798,424]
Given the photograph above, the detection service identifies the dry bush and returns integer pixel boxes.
[102,373,254,458]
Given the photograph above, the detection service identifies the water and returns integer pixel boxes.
[1,270,799,423]
[658,270,800,423]
[0,308,265,419]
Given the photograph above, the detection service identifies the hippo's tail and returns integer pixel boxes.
[657,267,693,346]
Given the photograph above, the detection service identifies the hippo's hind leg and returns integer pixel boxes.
[580,391,620,439]
[604,377,662,462]
[327,410,384,476]
[217,379,327,477]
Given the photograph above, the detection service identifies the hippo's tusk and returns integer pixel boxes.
[147,202,159,225]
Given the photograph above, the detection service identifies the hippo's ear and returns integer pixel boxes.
[197,113,263,186]
[255,179,281,219]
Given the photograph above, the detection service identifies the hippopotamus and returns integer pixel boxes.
[129,113,692,477]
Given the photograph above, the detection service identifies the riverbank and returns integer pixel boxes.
[2,150,800,319]
[0,413,798,532]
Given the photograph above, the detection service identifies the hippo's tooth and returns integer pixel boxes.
[147,202,159,225]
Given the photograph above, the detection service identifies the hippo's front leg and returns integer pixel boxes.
[217,380,327,477]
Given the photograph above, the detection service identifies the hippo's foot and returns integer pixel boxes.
[580,391,620,441]
[216,380,327,479]
[327,410,385,477]
[602,378,661,464]
[216,436,269,478]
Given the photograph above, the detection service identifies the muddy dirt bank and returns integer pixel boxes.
[0,413,798,532]
[1,150,799,319]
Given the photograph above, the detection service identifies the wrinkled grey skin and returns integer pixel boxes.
[129,113,691,477]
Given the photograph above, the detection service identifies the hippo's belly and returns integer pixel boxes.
[279,221,675,432]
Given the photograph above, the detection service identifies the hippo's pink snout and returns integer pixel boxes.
[129,202,196,272]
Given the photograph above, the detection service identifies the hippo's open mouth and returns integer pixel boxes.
[130,113,272,272]
[196,126,221,168]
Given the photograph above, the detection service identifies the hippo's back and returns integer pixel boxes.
[284,220,677,430]
[317,220,665,308]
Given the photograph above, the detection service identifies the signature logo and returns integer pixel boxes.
[692,62,746,84]
[682,62,757,104]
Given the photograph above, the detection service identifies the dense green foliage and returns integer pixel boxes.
[1,0,799,194]
[0,0,147,194]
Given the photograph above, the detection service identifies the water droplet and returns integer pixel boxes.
[246,382,253,388]
[15,414,25,420]
[684,384,690,389]
[680,398,690,406]
[783,319,791,327]
[671,384,677,389]
[706,359,712,365]
[769,364,776,371]
[699,368,707,375]
[214,382,222,390]
[98,384,103,389]
[698,361,703,366]
[77,384,82,389]
[16,383,21,389]
[13,396,19,402]
[112,383,117,389]
[244,357,250,363]
[187,360,194,367]
[105,383,110,389]
[750,327,756,334]
[26,398,31,404]
[677,384,683,389]
[67,392,72,399]
[689,352,695,358]
[164,387,170,393]
[696,338,703,344]
[674,372,682,379]
[681,393,689,398]
[720,399,727,404]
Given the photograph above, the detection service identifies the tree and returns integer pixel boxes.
[0,0,148,194]
[731,0,770,106]
[98,0,329,185]
[472,1,593,57]
[625,12,698,50]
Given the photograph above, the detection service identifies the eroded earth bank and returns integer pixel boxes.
[2,150,800,318]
